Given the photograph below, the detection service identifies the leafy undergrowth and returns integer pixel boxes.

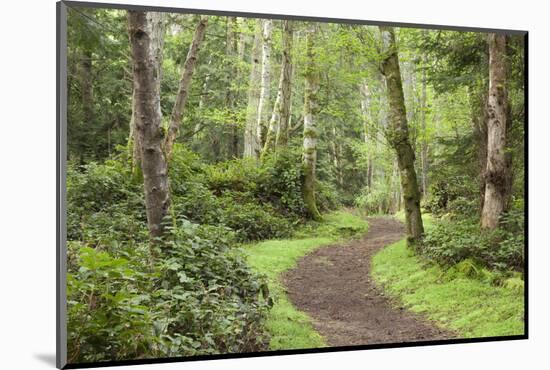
[245,210,369,350]
[372,213,524,338]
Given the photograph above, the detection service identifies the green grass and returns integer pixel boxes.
[244,210,369,350]
[372,212,524,338]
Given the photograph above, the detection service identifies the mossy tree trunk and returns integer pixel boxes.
[128,11,171,239]
[275,21,294,147]
[379,26,424,246]
[302,26,322,221]
[481,33,512,230]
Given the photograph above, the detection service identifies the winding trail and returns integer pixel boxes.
[283,217,455,346]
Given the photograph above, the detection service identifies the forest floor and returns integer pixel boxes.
[283,217,456,346]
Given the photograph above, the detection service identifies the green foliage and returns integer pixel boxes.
[354,180,395,214]
[67,160,147,246]
[372,239,524,338]
[220,198,292,241]
[420,218,524,271]
[67,220,271,363]
[257,149,309,216]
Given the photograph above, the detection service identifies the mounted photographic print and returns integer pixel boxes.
[56,1,527,368]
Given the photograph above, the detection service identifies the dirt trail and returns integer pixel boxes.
[283,217,455,346]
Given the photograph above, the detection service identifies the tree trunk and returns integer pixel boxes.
[77,47,93,163]
[165,16,208,161]
[226,17,240,158]
[420,55,429,199]
[262,21,293,156]
[276,20,294,148]
[128,11,171,239]
[302,26,322,221]
[481,34,511,230]
[79,48,93,127]
[243,22,263,158]
[471,88,489,213]
[128,12,165,175]
[256,19,273,151]
[360,79,375,190]
[379,26,424,246]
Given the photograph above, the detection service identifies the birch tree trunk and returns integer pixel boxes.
[379,26,424,246]
[263,20,293,156]
[481,33,511,230]
[302,26,322,221]
[128,11,171,239]
[165,16,208,161]
[243,22,262,158]
[256,19,273,151]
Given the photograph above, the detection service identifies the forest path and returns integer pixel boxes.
[283,217,455,346]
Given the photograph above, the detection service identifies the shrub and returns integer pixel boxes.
[67,161,146,245]
[219,195,293,241]
[424,175,477,216]
[420,218,524,272]
[67,220,271,363]
[256,149,308,217]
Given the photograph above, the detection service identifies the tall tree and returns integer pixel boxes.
[379,26,424,246]
[256,19,273,151]
[165,16,208,161]
[275,20,294,148]
[128,12,165,174]
[243,21,263,158]
[262,20,294,157]
[127,11,171,239]
[481,33,512,230]
[419,51,429,198]
[226,16,240,158]
[302,25,322,221]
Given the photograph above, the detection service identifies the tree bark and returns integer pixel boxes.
[243,21,263,158]
[379,26,424,246]
[420,55,429,199]
[226,16,240,158]
[77,47,93,163]
[79,48,94,127]
[360,79,375,190]
[128,11,171,239]
[263,20,294,157]
[276,20,294,148]
[128,12,165,175]
[165,16,208,161]
[302,26,322,221]
[481,33,512,230]
[256,19,273,151]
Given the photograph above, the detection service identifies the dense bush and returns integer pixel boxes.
[256,149,308,216]
[67,160,147,245]
[420,215,524,272]
[67,220,271,363]
[66,145,344,362]
[424,175,478,216]
[354,179,394,215]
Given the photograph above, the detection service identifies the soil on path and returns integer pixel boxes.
[283,217,455,346]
